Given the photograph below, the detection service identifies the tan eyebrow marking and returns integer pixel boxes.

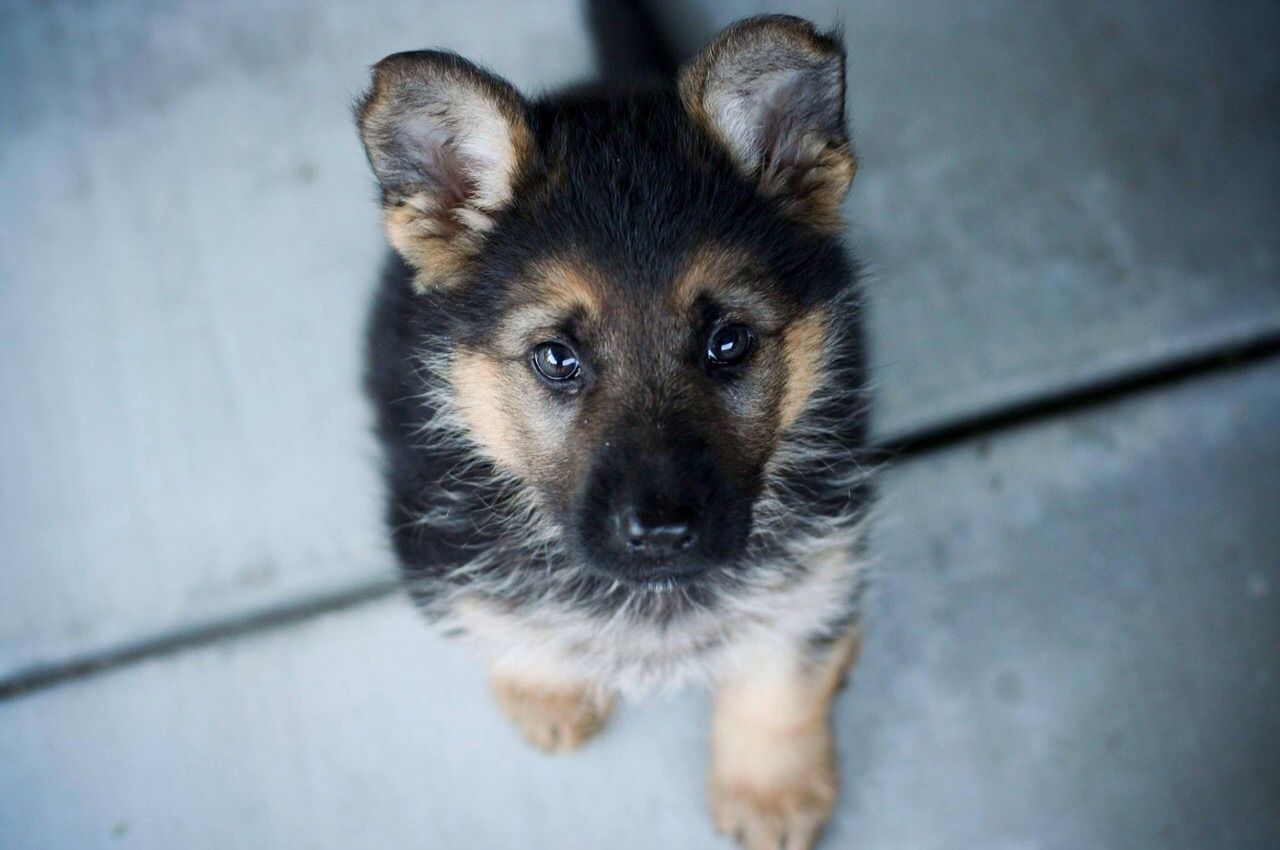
[670,243,786,331]
[495,256,607,356]
[532,256,606,317]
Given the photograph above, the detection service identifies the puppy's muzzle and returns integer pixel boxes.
[573,426,751,581]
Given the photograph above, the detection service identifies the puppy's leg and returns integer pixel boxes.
[708,628,861,850]
[490,661,615,755]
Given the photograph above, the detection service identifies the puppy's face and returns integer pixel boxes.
[449,245,834,582]
[359,17,856,585]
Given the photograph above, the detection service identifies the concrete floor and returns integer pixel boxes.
[1,1,1278,848]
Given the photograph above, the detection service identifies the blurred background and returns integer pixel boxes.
[1,1,1277,847]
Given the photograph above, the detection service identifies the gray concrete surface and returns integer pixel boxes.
[3,359,1276,850]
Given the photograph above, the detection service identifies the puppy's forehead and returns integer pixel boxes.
[496,244,788,343]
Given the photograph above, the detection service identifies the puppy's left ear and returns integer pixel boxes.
[679,15,855,231]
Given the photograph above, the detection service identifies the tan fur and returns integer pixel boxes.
[708,628,861,850]
[536,256,606,317]
[383,202,478,289]
[778,309,828,431]
[451,350,527,473]
[668,244,784,329]
[766,142,856,234]
[670,243,742,310]
[490,667,615,754]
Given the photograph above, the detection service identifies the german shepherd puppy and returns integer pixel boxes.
[358,14,872,849]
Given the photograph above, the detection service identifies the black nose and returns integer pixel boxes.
[618,509,697,557]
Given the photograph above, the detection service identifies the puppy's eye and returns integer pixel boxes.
[705,324,754,367]
[531,341,580,382]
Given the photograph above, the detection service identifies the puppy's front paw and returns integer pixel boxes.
[708,749,837,850]
[490,674,614,754]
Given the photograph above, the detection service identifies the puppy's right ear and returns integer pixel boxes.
[357,51,534,289]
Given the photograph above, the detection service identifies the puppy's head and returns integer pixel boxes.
[359,16,858,586]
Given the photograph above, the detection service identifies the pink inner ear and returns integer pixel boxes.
[751,69,819,178]
[760,104,803,178]
[395,110,470,201]
[706,57,839,177]
[430,140,477,232]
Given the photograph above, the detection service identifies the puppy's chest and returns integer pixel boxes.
[445,543,865,695]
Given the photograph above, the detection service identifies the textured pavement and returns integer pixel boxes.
[1,1,1278,848]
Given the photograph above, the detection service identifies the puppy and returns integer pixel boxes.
[358,14,872,849]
